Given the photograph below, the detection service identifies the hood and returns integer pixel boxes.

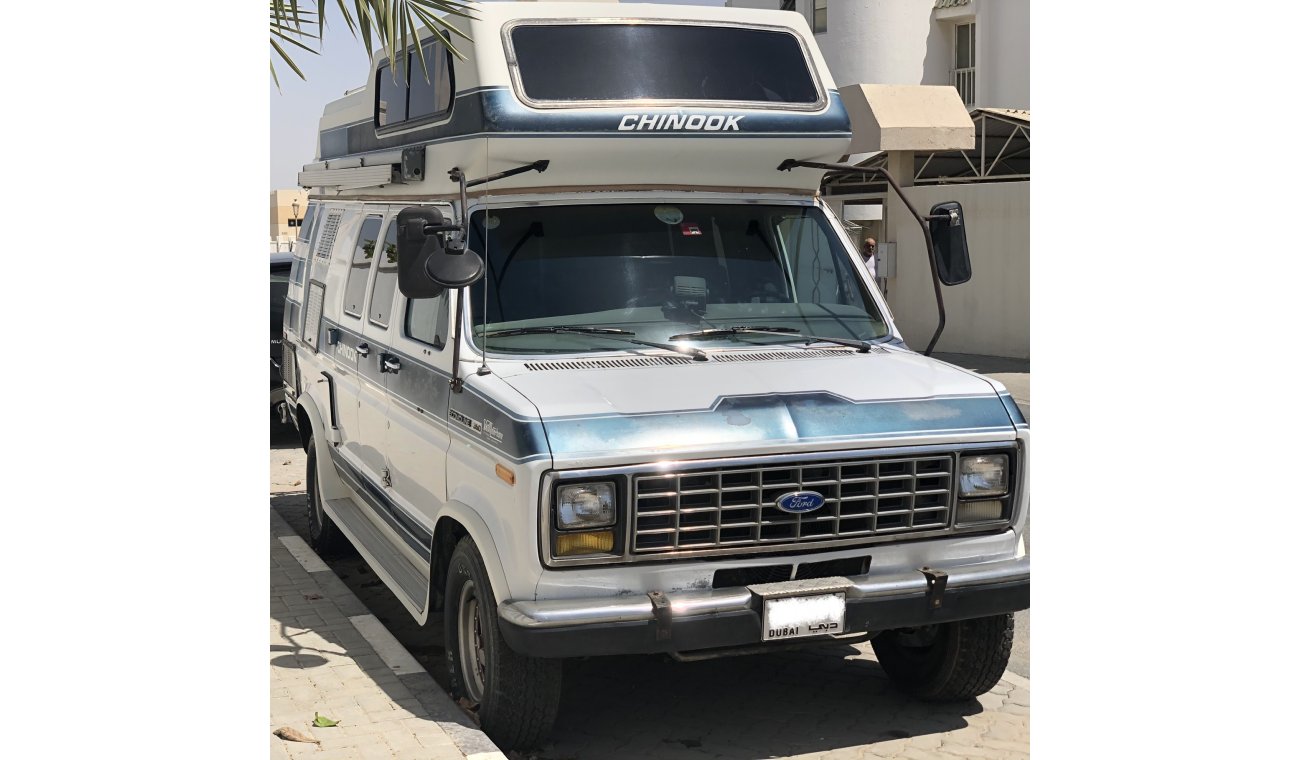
[492,347,1019,467]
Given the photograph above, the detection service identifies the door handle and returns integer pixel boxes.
[356,342,370,357]
[381,355,401,374]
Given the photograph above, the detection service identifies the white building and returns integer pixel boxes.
[728,0,1027,109]
[729,0,1030,359]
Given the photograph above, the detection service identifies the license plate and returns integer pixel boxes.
[761,592,846,641]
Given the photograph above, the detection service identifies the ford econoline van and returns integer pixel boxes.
[280,2,1029,750]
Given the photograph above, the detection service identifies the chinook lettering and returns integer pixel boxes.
[617,114,745,132]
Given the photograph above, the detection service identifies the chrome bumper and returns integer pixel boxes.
[497,556,1029,658]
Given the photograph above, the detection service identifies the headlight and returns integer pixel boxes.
[959,454,1009,498]
[556,482,616,529]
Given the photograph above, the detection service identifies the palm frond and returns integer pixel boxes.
[270,36,309,86]
[272,1,477,86]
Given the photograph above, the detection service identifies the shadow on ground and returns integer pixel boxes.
[272,495,985,760]
[269,503,488,755]
[271,416,299,450]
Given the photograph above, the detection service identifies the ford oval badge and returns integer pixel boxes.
[775,491,826,514]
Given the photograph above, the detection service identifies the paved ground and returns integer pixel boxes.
[270,469,504,760]
[270,354,1031,758]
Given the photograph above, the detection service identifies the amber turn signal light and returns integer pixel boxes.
[555,530,615,557]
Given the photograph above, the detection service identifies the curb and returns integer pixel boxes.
[270,508,506,760]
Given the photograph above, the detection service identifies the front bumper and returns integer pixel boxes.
[498,555,1029,658]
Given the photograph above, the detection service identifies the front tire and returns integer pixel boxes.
[871,613,1014,701]
[304,438,348,556]
[444,537,561,750]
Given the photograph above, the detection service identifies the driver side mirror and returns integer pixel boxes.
[928,201,972,286]
[395,207,485,297]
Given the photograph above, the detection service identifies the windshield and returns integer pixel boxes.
[467,203,887,355]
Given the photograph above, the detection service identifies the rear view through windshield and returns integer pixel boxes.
[509,23,821,105]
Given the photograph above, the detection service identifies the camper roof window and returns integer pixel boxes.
[376,41,453,128]
[508,23,821,106]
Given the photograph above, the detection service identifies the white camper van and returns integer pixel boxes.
[280,1,1029,750]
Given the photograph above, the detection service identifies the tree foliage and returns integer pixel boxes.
[271,1,475,86]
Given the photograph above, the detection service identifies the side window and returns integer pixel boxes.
[408,44,453,119]
[291,202,319,284]
[376,63,408,126]
[343,215,383,319]
[368,220,400,327]
[375,41,453,128]
[405,293,449,349]
[297,203,318,243]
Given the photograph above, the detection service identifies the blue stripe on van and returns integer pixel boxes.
[320,319,551,464]
[329,448,433,561]
[320,88,851,159]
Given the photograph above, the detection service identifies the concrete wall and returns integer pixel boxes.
[883,181,1029,358]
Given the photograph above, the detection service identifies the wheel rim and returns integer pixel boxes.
[457,580,487,705]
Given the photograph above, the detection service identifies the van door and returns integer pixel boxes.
[381,268,454,532]
[357,208,451,568]
[330,211,388,487]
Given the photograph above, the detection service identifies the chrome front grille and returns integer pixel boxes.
[632,454,954,554]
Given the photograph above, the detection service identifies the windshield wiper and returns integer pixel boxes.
[483,326,708,361]
[668,327,873,353]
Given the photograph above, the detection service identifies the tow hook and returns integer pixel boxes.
[920,567,948,610]
[647,591,672,641]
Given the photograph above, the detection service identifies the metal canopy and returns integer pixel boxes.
[824,108,1029,196]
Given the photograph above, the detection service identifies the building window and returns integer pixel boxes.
[953,22,975,105]
[813,0,827,34]
[287,218,299,228]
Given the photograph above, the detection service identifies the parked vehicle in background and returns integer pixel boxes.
[271,252,293,418]
[279,2,1029,751]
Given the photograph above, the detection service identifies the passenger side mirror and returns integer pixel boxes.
[928,201,972,286]
[396,207,484,296]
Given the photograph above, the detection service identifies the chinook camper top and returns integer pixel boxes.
[299,1,851,197]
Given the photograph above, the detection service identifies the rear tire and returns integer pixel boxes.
[445,536,561,751]
[305,438,348,556]
[872,613,1014,701]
